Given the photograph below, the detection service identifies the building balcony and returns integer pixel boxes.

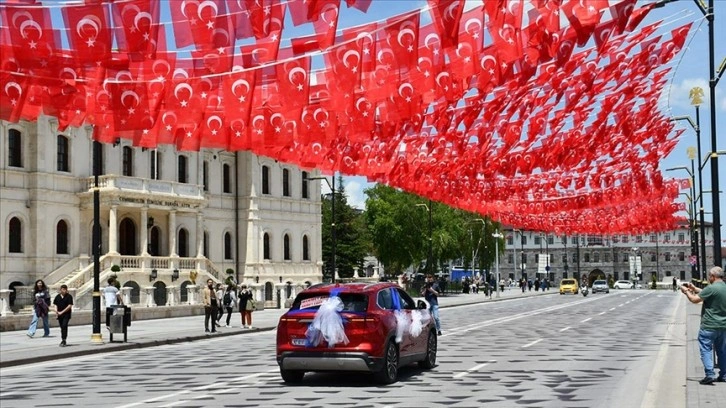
[81,175,207,209]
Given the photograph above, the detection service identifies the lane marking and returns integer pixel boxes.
[609,307,616,311]
[559,326,571,332]
[619,303,625,307]
[598,311,607,315]
[453,361,495,378]
[580,317,592,323]
[522,338,543,348]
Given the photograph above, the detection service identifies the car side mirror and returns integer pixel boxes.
[417,300,427,310]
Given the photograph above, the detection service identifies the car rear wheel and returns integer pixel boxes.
[280,368,305,384]
[375,340,399,384]
[419,330,437,369]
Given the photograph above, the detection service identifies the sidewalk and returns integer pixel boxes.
[685,302,726,406]
[0,287,552,368]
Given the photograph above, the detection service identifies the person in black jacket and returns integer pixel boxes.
[53,285,74,347]
[26,279,51,338]
[238,285,254,329]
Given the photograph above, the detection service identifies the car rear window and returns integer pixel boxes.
[291,293,368,312]
[593,280,607,285]
[561,279,576,285]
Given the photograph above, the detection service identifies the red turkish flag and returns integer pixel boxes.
[561,0,607,46]
[63,4,113,63]
[609,0,637,35]
[0,72,27,122]
[200,111,229,149]
[222,68,257,132]
[239,2,284,67]
[1,5,58,64]
[175,121,203,151]
[276,54,311,111]
[487,1,523,64]
[626,3,655,32]
[312,0,340,50]
[107,80,152,131]
[385,12,419,72]
[111,0,160,60]
[428,0,465,51]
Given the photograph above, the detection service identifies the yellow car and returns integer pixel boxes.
[559,279,579,295]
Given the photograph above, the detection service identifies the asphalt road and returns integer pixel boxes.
[0,290,680,408]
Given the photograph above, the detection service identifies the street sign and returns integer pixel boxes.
[545,265,551,272]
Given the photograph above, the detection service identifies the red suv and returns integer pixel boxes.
[276,282,438,384]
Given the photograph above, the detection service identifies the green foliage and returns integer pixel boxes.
[651,273,657,289]
[364,185,502,276]
[226,268,234,275]
[110,264,121,273]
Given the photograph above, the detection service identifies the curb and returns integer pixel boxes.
[0,327,275,369]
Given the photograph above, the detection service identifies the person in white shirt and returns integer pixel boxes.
[103,277,122,328]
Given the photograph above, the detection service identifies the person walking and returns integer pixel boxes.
[238,284,254,329]
[420,274,442,335]
[681,266,726,384]
[103,277,122,329]
[215,283,225,327]
[27,279,51,338]
[221,284,237,328]
[53,285,73,347]
[673,276,678,292]
[202,279,218,334]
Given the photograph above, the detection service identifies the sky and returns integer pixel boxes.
[38,0,726,237]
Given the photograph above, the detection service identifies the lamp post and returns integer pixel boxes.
[469,219,486,280]
[492,231,503,298]
[631,247,641,285]
[512,228,520,280]
[416,201,433,276]
[668,164,699,278]
[91,140,102,343]
[308,175,335,282]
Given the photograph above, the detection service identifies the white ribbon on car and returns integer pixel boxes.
[305,296,350,348]
[409,309,431,337]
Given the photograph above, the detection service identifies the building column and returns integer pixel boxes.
[140,207,149,256]
[109,205,119,254]
[169,210,177,257]
[196,212,204,258]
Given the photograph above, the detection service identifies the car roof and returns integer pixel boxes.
[593,279,607,283]
[301,282,397,295]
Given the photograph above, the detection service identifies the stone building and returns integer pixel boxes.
[1,116,323,310]
[501,222,716,285]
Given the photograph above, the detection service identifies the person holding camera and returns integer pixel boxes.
[420,274,442,335]
[681,266,726,385]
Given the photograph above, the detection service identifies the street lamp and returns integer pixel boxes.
[668,164,700,278]
[468,219,486,280]
[492,231,503,298]
[308,175,335,282]
[416,201,433,276]
[631,247,642,285]
[512,228,521,281]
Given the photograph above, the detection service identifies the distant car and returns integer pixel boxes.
[559,279,579,295]
[276,282,437,384]
[613,280,634,289]
[591,280,610,294]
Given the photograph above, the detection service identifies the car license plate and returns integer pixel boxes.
[291,338,307,346]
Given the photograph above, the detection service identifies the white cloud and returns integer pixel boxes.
[343,178,370,210]
[666,78,710,111]
[721,96,726,111]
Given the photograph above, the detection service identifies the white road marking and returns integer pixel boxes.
[453,361,495,378]
[580,317,592,323]
[598,311,607,315]
[619,303,625,307]
[522,338,543,348]
[609,307,616,311]
[115,369,279,408]
[559,326,571,332]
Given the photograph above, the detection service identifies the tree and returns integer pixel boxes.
[320,175,368,280]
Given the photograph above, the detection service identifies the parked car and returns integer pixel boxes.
[276,282,438,384]
[613,280,634,289]
[559,279,579,295]
[591,280,610,294]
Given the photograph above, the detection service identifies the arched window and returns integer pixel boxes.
[263,233,271,260]
[8,217,22,253]
[224,232,232,260]
[203,161,209,191]
[8,129,22,167]
[178,155,188,183]
[178,228,189,257]
[56,220,69,254]
[265,282,273,301]
[283,234,291,260]
[262,165,270,194]
[223,163,231,193]
[282,169,290,197]
[302,235,309,261]
[57,135,69,172]
[122,146,133,176]
[301,171,309,199]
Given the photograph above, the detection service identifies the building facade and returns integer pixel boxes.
[501,224,716,285]
[1,116,323,309]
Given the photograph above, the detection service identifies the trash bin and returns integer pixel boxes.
[107,305,131,342]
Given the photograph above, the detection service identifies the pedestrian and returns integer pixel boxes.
[222,284,237,327]
[238,284,254,329]
[26,279,51,338]
[520,278,526,293]
[202,279,218,334]
[681,266,726,385]
[673,276,678,292]
[215,283,225,327]
[420,274,442,335]
[527,279,533,291]
[103,277,122,328]
[535,278,540,291]
[53,284,73,347]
